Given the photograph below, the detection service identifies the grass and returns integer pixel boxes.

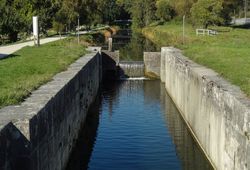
[142,22,250,96]
[0,36,88,108]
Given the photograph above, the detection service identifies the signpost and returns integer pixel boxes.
[33,16,40,46]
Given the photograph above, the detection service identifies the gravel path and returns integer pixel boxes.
[0,37,65,59]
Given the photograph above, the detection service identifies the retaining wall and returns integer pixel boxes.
[161,47,250,170]
[101,50,119,79]
[143,52,161,78]
[0,48,102,170]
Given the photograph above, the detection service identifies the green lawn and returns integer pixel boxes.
[0,37,87,108]
[143,22,250,96]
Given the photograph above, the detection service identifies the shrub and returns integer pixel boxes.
[156,0,175,22]
[191,0,224,28]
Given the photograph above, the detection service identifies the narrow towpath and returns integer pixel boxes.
[0,37,66,59]
[0,26,110,60]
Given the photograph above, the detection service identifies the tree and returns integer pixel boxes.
[169,0,197,16]
[156,0,175,22]
[222,0,244,23]
[144,0,157,26]
[53,7,68,37]
[94,0,122,24]
[191,0,224,28]
[0,0,32,42]
[31,0,62,34]
[116,0,133,12]
[61,0,79,31]
[117,0,156,29]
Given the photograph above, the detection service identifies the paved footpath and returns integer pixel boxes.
[0,26,110,60]
[0,37,65,59]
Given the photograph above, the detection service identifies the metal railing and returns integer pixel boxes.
[196,29,218,36]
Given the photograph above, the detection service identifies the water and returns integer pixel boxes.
[114,32,160,61]
[98,30,159,61]
[118,61,145,78]
[67,80,213,170]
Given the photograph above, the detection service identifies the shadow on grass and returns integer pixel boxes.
[231,24,250,29]
[0,54,20,60]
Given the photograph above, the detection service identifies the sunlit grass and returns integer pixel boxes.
[0,37,87,108]
[143,22,250,96]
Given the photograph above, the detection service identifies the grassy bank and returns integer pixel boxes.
[0,37,88,108]
[143,22,250,96]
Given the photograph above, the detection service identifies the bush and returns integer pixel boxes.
[156,0,175,22]
[191,0,224,28]
[207,26,232,32]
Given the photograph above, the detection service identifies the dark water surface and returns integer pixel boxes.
[113,32,160,61]
[67,80,213,170]
[99,29,160,61]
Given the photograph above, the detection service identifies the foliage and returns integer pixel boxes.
[0,0,127,43]
[169,0,197,16]
[117,0,157,29]
[0,0,247,43]
[53,7,68,34]
[53,21,65,36]
[0,0,33,42]
[117,0,238,29]
[156,0,175,22]
[95,0,122,24]
[32,0,61,34]
[222,0,244,23]
[191,0,224,28]
[116,0,133,12]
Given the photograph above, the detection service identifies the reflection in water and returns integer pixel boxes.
[94,28,160,61]
[113,31,160,61]
[66,96,101,170]
[160,84,213,170]
[67,80,213,170]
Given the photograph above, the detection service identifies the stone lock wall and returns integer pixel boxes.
[143,52,161,78]
[161,47,250,170]
[0,49,102,170]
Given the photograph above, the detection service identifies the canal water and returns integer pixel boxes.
[67,80,213,170]
[99,29,160,61]
[114,32,160,61]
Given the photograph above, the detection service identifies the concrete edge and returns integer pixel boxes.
[0,48,100,140]
[162,47,250,169]
[143,52,161,78]
[163,47,250,109]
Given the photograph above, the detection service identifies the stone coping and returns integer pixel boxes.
[0,47,101,139]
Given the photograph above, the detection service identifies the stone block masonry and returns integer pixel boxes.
[161,47,250,170]
[0,48,102,170]
[143,52,161,78]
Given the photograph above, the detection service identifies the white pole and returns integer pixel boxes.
[183,15,185,44]
[33,16,39,46]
